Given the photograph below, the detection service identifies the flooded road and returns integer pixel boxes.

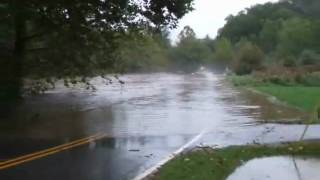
[0,72,319,180]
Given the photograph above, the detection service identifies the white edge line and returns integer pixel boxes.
[132,130,206,180]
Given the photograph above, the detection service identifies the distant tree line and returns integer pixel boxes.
[216,0,320,75]
[132,0,320,79]
[115,25,219,73]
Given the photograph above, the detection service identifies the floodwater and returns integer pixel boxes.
[0,72,320,180]
[227,156,320,180]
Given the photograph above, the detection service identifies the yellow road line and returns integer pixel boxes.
[0,133,107,170]
[0,133,102,166]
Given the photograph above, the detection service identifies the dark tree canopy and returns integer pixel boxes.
[290,0,320,18]
[0,0,194,100]
[1,0,193,74]
[177,25,196,42]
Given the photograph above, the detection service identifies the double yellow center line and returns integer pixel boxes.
[0,133,107,170]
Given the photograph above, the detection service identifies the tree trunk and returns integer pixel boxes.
[12,10,25,98]
[13,9,26,96]
[0,3,26,105]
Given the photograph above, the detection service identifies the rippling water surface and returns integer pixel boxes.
[1,72,319,180]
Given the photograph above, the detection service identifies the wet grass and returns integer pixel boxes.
[254,86,320,112]
[227,75,266,87]
[228,75,320,123]
[152,142,320,180]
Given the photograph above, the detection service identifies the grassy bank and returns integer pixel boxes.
[254,86,320,112]
[152,142,320,180]
[228,75,320,123]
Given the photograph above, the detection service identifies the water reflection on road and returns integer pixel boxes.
[0,72,319,180]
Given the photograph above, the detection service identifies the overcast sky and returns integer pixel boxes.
[170,0,279,41]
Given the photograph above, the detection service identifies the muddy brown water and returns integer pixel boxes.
[0,72,319,180]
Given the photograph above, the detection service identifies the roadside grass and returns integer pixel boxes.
[152,142,320,180]
[227,74,320,123]
[227,75,266,87]
[254,86,320,112]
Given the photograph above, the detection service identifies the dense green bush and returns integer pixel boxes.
[299,50,320,65]
[214,37,234,62]
[298,72,320,86]
[267,75,295,86]
[227,74,263,86]
[232,42,264,75]
[277,17,316,56]
[115,35,171,73]
[281,55,297,67]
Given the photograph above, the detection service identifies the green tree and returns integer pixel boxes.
[202,35,215,51]
[258,20,281,53]
[291,0,320,18]
[277,17,316,56]
[171,26,212,72]
[218,2,299,44]
[115,33,170,72]
[0,0,194,101]
[232,41,264,75]
[214,37,233,63]
[218,0,320,72]
[178,25,196,43]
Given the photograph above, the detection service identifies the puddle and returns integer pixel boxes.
[227,156,320,180]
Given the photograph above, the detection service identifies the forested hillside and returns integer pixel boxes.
[217,0,320,75]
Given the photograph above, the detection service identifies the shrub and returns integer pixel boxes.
[228,74,263,86]
[267,76,295,86]
[299,50,320,65]
[253,66,303,86]
[232,42,264,75]
[214,37,234,62]
[299,72,320,86]
[282,55,297,67]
